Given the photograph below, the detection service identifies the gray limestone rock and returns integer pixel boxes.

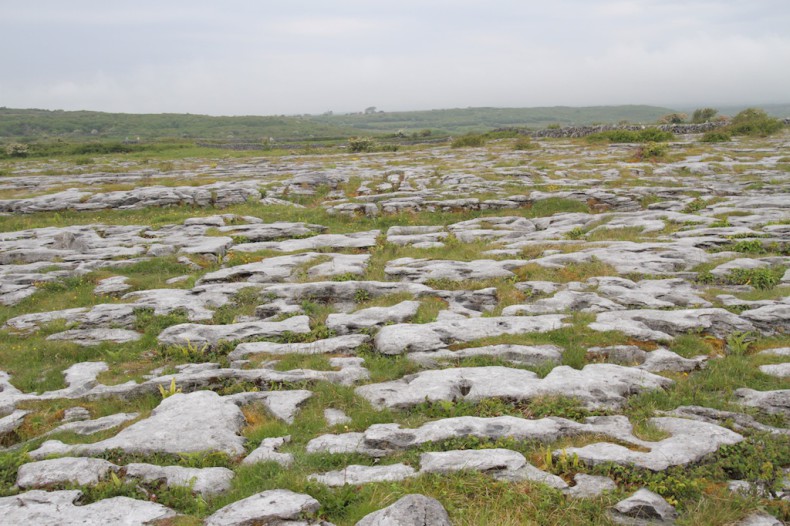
[46,412,139,436]
[326,301,421,334]
[124,463,234,496]
[662,406,789,436]
[420,448,526,474]
[387,226,449,247]
[733,388,790,418]
[759,363,790,378]
[735,513,784,526]
[46,328,142,346]
[62,406,91,422]
[157,315,311,347]
[324,408,351,427]
[590,308,755,341]
[242,436,294,466]
[357,364,671,410]
[610,489,677,525]
[230,334,370,360]
[94,276,132,295]
[385,257,523,283]
[565,473,618,498]
[4,304,136,334]
[373,315,567,354]
[205,489,321,526]
[17,457,117,488]
[0,409,28,436]
[198,253,324,284]
[587,346,707,373]
[216,221,324,242]
[493,462,569,488]
[594,277,711,308]
[123,287,237,322]
[758,347,790,357]
[309,415,658,458]
[308,254,370,279]
[260,281,431,310]
[355,494,452,526]
[408,344,563,368]
[234,230,379,252]
[223,390,313,424]
[741,304,790,334]
[502,291,622,315]
[0,490,177,525]
[562,417,743,471]
[527,241,711,274]
[30,391,247,458]
[308,464,417,486]
[515,281,562,296]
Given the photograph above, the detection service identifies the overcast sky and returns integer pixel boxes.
[1,1,788,115]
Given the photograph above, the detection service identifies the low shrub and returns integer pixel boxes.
[700,130,731,143]
[633,141,669,161]
[513,137,537,150]
[4,142,29,157]
[691,107,718,123]
[450,134,486,148]
[728,108,783,137]
[727,267,784,290]
[347,137,377,153]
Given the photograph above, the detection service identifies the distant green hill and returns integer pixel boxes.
[313,105,678,134]
[0,108,358,142]
[0,104,715,141]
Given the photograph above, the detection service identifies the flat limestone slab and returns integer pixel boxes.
[308,464,417,487]
[0,490,177,525]
[17,457,117,488]
[157,315,311,347]
[204,489,320,526]
[374,315,568,354]
[562,417,743,471]
[30,391,247,458]
[356,364,671,410]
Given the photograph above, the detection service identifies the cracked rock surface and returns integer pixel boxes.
[1,133,788,525]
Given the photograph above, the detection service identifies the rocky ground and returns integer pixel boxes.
[0,133,788,525]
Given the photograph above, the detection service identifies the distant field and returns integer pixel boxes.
[2,104,787,144]
[313,105,678,134]
[0,105,677,141]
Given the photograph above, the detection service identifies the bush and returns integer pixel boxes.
[347,137,377,153]
[659,113,687,124]
[69,142,135,155]
[691,107,718,123]
[450,134,486,148]
[513,137,537,150]
[728,108,783,137]
[727,267,784,290]
[700,130,731,143]
[4,142,29,157]
[634,142,668,161]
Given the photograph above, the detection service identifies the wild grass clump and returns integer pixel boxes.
[513,136,538,150]
[347,137,377,153]
[700,130,731,143]
[451,134,486,148]
[587,128,674,144]
[632,142,669,162]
